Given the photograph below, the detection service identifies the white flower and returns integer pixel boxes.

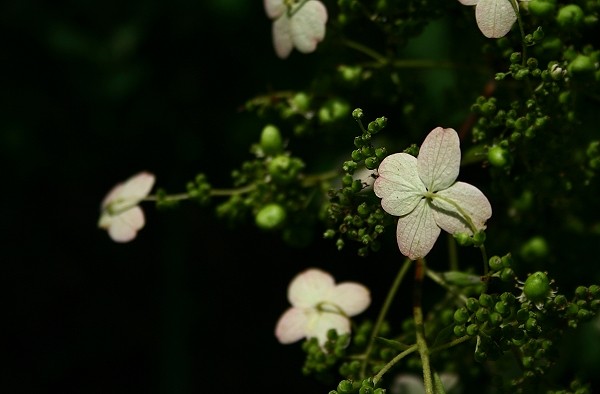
[275,268,370,347]
[458,0,518,38]
[374,127,492,260]
[264,0,328,59]
[98,171,155,243]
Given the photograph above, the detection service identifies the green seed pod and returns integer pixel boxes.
[523,271,551,303]
[255,203,287,230]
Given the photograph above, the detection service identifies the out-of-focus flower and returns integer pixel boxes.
[458,0,518,38]
[275,268,370,347]
[98,171,155,243]
[264,0,328,59]
[374,127,492,260]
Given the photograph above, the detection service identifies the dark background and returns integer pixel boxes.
[1,1,399,393]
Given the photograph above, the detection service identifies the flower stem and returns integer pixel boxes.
[361,258,412,378]
[509,0,527,66]
[414,258,434,394]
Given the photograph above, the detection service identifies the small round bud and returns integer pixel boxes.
[528,0,556,18]
[479,293,494,308]
[568,55,595,77]
[466,297,480,312]
[260,124,283,155]
[454,307,470,324]
[489,255,504,271]
[454,325,466,336]
[556,4,584,29]
[488,145,510,167]
[523,271,551,303]
[500,267,515,282]
[255,203,287,230]
[352,108,364,120]
[466,323,479,336]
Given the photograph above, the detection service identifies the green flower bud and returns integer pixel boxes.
[527,0,556,18]
[319,99,350,124]
[500,267,515,282]
[466,297,480,312]
[489,255,504,271]
[556,4,584,29]
[454,232,473,246]
[488,145,510,167]
[479,293,494,308]
[523,272,551,303]
[255,203,287,230]
[454,325,466,336]
[520,236,549,261]
[454,307,470,324]
[568,55,595,77]
[466,323,479,336]
[292,92,311,112]
[260,124,283,155]
[352,108,364,120]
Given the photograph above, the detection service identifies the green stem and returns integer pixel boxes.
[447,233,459,271]
[509,0,527,66]
[341,39,388,64]
[425,268,468,303]
[414,259,434,394]
[373,344,419,384]
[361,258,413,378]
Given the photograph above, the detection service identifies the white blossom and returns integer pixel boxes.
[374,127,492,260]
[458,0,519,38]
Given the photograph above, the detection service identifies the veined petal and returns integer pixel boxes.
[275,307,312,344]
[106,172,155,213]
[418,127,460,192]
[431,181,492,235]
[396,199,441,260]
[374,153,425,216]
[288,268,334,308]
[264,0,285,19]
[458,0,479,4]
[290,0,327,54]
[475,0,517,38]
[326,283,370,317]
[306,312,350,346]
[106,206,145,243]
[273,16,293,59]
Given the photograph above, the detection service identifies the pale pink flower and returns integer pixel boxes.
[374,127,492,260]
[98,171,155,243]
[264,0,328,59]
[275,268,370,347]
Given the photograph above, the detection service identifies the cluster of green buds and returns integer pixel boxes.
[323,109,394,256]
[301,330,351,376]
[330,377,386,394]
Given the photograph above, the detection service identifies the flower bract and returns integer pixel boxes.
[458,0,518,38]
[264,0,328,59]
[98,171,155,243]
[275,268,370,347]
[374,127,492,260]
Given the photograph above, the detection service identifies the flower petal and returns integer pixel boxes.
[458,0,479,4]
[431,181,492,235]
[275,307,312,344]
[374,153,425,216]
[327,283,371,317]
[288,268,335,308]
[272,16,293,59]
[107,206,145,243]
[417,127,460,192]
[396,199,441,260]
[290,1,327,54]
[306,312,350,346]
[264,0,285,19]
[475,0,517,39]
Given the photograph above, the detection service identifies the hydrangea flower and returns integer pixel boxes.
[374,127,492,260]
[458,0,518,38]
[264,0,328,59]
[275,268,370,347]
[98,171,155,243]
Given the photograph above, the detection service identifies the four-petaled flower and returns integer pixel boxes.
[264,0,328,59]
[98,171,155,243]
[275,268,370,347]
[374,127,492,260]
[458,0,518,38]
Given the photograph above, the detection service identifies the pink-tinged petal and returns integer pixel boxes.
[306,312,350,346]
[432,181,492,235]
[275,307,312,344]
[396,199,441,260]
[458,0,479,5]
[273,17,293,59]
[101,183,125,209]
[417,127,460,192]
[120,171,155,203]
[327,283,370,316]
[288,268,335,308]
[107,206,145,243]
[475,0,517,38]
[374,153,425,216]
[290,1,328,54]
[264,0,285,19]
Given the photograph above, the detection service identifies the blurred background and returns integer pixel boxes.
[1,1,381,392]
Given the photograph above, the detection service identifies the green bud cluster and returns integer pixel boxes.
[301,330,351,377]
[324,110,394,256]
[185,173,212,206]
